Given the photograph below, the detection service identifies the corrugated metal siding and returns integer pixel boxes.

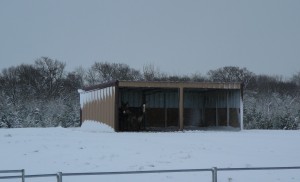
[146,90,178,108]
[183,89,241,128]
[184,92,204,108]
[120,90,142,107]
[205,90,240,108]
[80,86,115,129]
[120,89,179,109]
[184,90,240,108]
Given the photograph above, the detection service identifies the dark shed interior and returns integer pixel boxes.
[118,87,241,131]
[183,89,241,129]
[119,88,179,131]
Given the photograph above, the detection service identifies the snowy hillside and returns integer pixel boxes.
[1,121,300,182]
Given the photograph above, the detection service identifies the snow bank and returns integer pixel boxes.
[79,120,115,133]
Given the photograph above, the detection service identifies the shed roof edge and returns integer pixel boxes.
[81,80,242,92]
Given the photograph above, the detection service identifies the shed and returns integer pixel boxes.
[78,80,243,131]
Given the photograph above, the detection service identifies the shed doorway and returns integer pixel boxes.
[183,88,241,129]
[119,88,179,131]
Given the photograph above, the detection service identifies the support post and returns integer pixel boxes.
[165,107,168,128]
[114,85,119,131]
[215,102,218,127]
[57,172,62,182]
[240,91,244,130]
[227,90,229,127]
[212,167,218,182]
[179,87,184,130]
[21,169,25,182]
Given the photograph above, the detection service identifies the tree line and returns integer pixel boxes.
[0,57,299,129]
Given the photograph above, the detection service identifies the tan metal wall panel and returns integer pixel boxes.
[80,86,116,129]
[179,87,184,130]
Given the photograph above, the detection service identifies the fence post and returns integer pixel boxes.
[212,167,217,182]
[57,172,63,182]
[21,169,25,182]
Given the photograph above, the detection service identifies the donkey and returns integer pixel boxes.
[120,102,145,131]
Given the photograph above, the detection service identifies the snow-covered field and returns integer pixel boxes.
[1,121,300,182]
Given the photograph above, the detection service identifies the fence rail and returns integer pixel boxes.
[0,169,24,182]
[1,166,300,182]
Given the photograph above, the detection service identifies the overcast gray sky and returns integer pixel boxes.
[0,0,299,77]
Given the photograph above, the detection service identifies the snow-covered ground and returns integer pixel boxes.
[1,121,300,182]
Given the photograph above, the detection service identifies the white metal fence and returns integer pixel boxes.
[0,170,24,182]
[1,166,300,182]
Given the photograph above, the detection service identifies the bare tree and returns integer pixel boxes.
[86,62,142,84]
[207,66,254,88]
[143,63,157,81]
[34,57,66,98]
[291,72,300,86]
[190,72,208,82]
[0,67,19,105]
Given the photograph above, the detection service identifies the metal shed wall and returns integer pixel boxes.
[79,86,116,129]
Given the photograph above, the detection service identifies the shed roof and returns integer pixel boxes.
[81,80,242,92]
